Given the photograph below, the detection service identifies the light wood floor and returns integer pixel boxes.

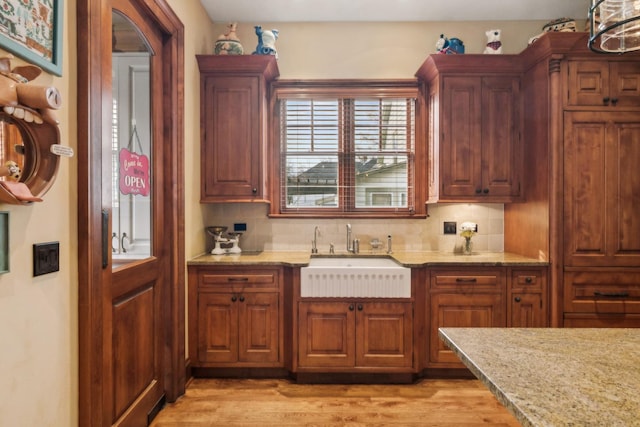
[151,378,520,426]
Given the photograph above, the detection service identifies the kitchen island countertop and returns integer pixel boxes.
[187,251,547,267]
[439,327,640,427]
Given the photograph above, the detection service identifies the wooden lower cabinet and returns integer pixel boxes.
[188,263,551,378]
[508,268,548,327]
[198,292,279,364]
[429,293,504,366]
[428,268,507,368]
[297,300,413,370]
[189,265,284,369]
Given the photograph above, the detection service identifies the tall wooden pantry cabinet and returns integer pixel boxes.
[505,32,640,327]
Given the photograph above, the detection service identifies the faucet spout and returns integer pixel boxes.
[312,226,319,254]
[346,224,353,253]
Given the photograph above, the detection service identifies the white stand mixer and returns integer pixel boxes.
[207,226,242,255]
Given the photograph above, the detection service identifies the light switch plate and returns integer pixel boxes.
[33,242,59,276]
[444,221,457,235]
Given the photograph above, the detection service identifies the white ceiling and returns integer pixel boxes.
[199,0,592,23]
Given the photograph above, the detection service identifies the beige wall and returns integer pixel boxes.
[0,0,78,425]
[165,0,217,272]
[0,1,560,423]
[211,20,550,79]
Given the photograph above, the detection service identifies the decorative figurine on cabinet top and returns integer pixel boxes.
[436,34,465,54]
[483,29,503,54]
[214,22,244,55]
[528,17,577,45]
[253,26,279,58]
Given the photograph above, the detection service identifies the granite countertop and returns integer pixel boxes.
[439,328,640,427]
[187,251,547,267]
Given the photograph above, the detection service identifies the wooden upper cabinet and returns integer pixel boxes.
[197,55,279,202]
[417,55,523,203]
[440,77,482,199]
[567,60,640,108]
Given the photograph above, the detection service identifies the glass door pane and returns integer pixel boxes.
[111,12,152,265]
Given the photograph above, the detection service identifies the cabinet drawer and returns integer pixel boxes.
[199,268,280,290]
[430,269,504,292]
[564,313,640,328]
[564,270,640,314]
[510,269,545,293]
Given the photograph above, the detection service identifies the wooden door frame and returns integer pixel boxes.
[77,0,185,425]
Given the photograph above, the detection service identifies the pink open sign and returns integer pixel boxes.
[119,148,150,196]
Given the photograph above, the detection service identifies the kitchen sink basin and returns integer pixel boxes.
[307,256,402,268]
[301,256,411,298]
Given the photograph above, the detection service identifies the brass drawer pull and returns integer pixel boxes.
[227,277,249,282]
[456,278,477,283]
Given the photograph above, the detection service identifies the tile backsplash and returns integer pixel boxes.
[203,203,504,254]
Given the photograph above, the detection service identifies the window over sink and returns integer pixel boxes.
[270,80,427,218]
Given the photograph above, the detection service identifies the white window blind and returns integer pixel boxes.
[279,96,415,214]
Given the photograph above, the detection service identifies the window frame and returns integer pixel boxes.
[268,80,427,218]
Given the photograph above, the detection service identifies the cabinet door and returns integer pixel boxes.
[481,76,521,198]
[610,62,640,108]
[298,302,355,368]
[238,293,280,363]
[567,61,640,107]
[198,293,238,363]
[567,61,610,107]
[510,293,545,327]
[201,75,261,199]
[508,268,547,327]
[440,76,521,201]
[429,293,504,365]
[564,112,640,266]
[441,77,482,198]
[355,302,413,368]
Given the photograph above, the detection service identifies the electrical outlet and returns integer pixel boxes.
[33,242,59,276]
[444,221,457,235]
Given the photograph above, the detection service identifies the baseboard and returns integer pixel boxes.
[294,372,415,384]
[191,367,291,379]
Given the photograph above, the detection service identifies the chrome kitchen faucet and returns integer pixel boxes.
[346,224,359,254]
[311,226,319,254]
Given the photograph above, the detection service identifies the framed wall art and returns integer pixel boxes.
[0,0,63,76]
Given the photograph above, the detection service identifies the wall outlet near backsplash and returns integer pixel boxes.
[443,221,457,235]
